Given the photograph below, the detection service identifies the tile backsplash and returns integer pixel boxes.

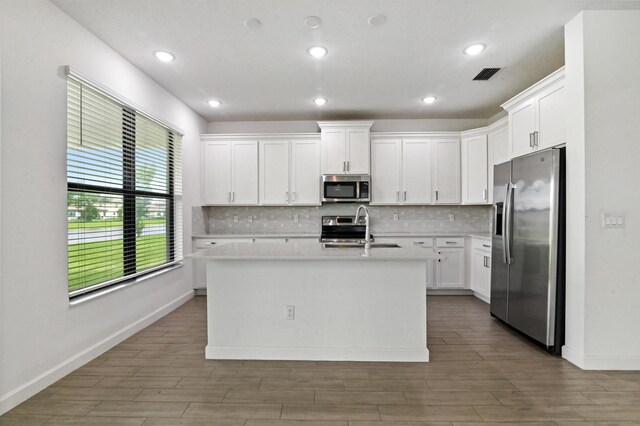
[194,204,491,235]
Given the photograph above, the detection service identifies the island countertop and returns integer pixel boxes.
[190,240,445,261]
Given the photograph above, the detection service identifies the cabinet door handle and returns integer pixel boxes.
[403,190,407,201]
[435,190,439,201]
[529,132,534,148]
[413,241,424,245]
[232,192,235,202]
[534,131,539,147]
[396,191,399,202]
[445,241,456,244]
[286,191,289,202]
[482,244,490,248]
[228,192,231,202]
[342,161,346,172]
[483,189,487,201]
[347,161,350,172]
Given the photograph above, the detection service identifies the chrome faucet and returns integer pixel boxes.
[355,205,371,250]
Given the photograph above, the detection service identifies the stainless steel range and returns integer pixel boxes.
[319,215,373,243]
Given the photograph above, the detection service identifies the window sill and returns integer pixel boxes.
[69,262,183,306]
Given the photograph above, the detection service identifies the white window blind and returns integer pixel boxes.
[67,76,182,297]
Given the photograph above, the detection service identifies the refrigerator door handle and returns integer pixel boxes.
[505,182,514,265]
[501,183,509,264]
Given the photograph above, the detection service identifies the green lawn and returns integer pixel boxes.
[69,234,168,291]
[68,218,166,230]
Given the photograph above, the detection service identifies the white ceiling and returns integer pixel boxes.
[51,0,640,122]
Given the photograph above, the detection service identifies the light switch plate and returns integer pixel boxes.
[602,212,625,228]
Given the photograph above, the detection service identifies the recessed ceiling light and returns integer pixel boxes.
[368,14,387,26]
[421,96,437,104]
[304,16,322,29]
[308,46,328,58]
[314,98,327,106]
[208,100,222,108]
[154,50,175,62]
[464,43,486,56]
[244,18,262,29]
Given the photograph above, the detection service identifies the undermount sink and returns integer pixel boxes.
[324,242,401,249]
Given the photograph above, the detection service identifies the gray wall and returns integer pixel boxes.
[196,205,491,236]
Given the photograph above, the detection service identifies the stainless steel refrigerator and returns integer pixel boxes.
[490,148,565,353]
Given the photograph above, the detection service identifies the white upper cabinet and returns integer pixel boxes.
[403,139,433,204]
[290,138,321,205]
[433,139,461,204]
[259,140,290,205]
[489,120,509,166]
[202,140,258,205]
[203,141,231,205]
[232,141,259,204]
[259,137,321,206]
[371,138,402,204]
[371,136,456,205]
[461,134,488,204]
[502,67,565,159]
[318,121,373,174]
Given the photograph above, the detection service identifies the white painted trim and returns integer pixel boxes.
[206,345,429,362]
[317,120,374,129]
[201,133,320,141]
[563,345,640,370]
[371,131,460,139]
[501,67,565,110]
[473,292,490,304]
[562,344,585,369]
[0,290,194,415]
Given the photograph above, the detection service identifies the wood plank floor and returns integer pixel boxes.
[3,295,640,425]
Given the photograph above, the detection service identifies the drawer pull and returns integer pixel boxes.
[482,244,490,248]
[445,241,456,244]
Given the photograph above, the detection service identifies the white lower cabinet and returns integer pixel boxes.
[376,237,434,289]
[434,238,465,289]
[470,238,492,302]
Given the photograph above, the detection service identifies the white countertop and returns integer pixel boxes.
[190,240,446,261]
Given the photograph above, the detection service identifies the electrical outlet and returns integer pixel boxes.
[393,213,399,221]
[293,214,299,222]
[285,305,295,320]
[248,216,253,223]
[233,216,239,223]
[448,214,455,221]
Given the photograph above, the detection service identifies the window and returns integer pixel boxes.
[67,75,182,297]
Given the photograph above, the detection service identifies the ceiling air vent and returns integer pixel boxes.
[473,68,501,81]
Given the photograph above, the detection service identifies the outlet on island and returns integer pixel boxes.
[285,305,295,320]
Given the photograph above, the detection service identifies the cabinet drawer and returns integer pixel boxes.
[436,237,464,248]
[472,238,492,251]
[409,239,434,248]
[194,239,218,249]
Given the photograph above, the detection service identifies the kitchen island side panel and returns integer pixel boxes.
[206,259,428,362]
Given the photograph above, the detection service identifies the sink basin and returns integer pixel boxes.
[324,242,401,248]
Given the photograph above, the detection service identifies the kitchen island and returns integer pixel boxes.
[192,240,443,362]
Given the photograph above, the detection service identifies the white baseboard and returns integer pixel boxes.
[0,290,194,415]
[563,345,640,370]
[562,344,585,369]
[472,291,490,304]
[206,345,429,363]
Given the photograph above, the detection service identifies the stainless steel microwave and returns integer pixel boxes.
[321,174,370,203]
